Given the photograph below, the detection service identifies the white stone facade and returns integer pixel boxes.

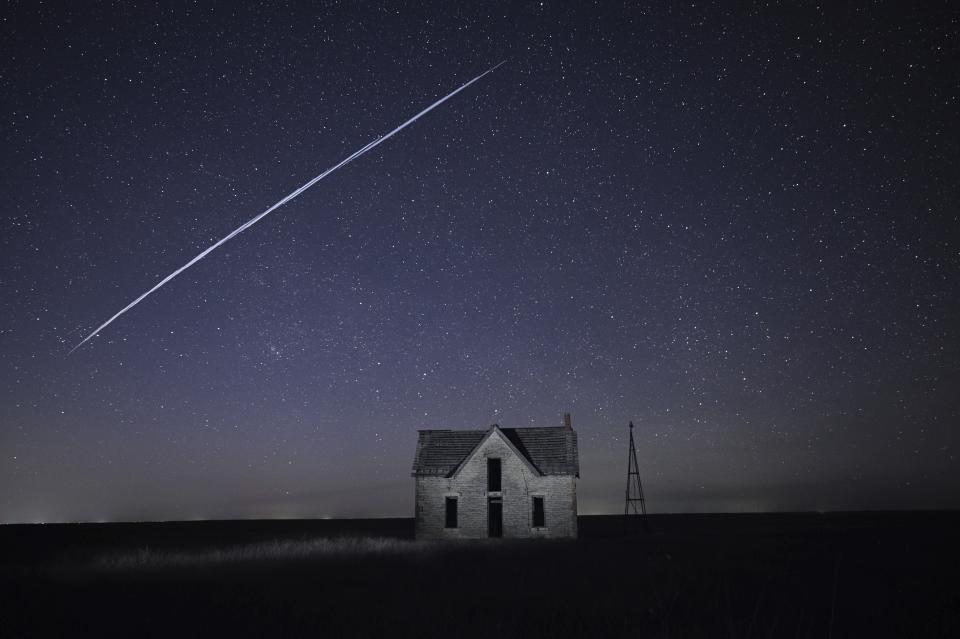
[414,428,578,539]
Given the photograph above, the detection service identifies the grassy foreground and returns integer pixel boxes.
[1,513,958,638]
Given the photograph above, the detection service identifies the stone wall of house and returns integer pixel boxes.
[414,429,577,539]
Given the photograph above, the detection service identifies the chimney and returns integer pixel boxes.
[563,412,572,430]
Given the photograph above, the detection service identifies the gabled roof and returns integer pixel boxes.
[449,425,541,478]
[412,425,579,478]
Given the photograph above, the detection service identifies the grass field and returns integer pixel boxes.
[2,512,958,638]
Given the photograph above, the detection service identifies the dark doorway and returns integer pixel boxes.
[532,496,545,527]
[487,458,501,492]
[445,497,458,529]
[488,498,503,537]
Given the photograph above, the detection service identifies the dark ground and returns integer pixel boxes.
[1,512,958,638]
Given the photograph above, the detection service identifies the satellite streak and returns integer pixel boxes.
[69,61,505,354]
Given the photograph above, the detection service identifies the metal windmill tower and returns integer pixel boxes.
[624,421,648,531]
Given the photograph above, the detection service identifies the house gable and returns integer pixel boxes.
[449,425,542,479]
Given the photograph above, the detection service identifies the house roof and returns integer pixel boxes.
[412,425,579,478]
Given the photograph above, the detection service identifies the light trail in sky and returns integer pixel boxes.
[69,61,505,354]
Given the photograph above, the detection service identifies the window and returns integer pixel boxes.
[532,496,545,528]
[445,497,458,528]
[487,458,501,492]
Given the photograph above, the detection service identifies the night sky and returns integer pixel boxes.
[2,2,958,523]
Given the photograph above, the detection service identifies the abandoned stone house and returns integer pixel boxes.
[411,414,579,539]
